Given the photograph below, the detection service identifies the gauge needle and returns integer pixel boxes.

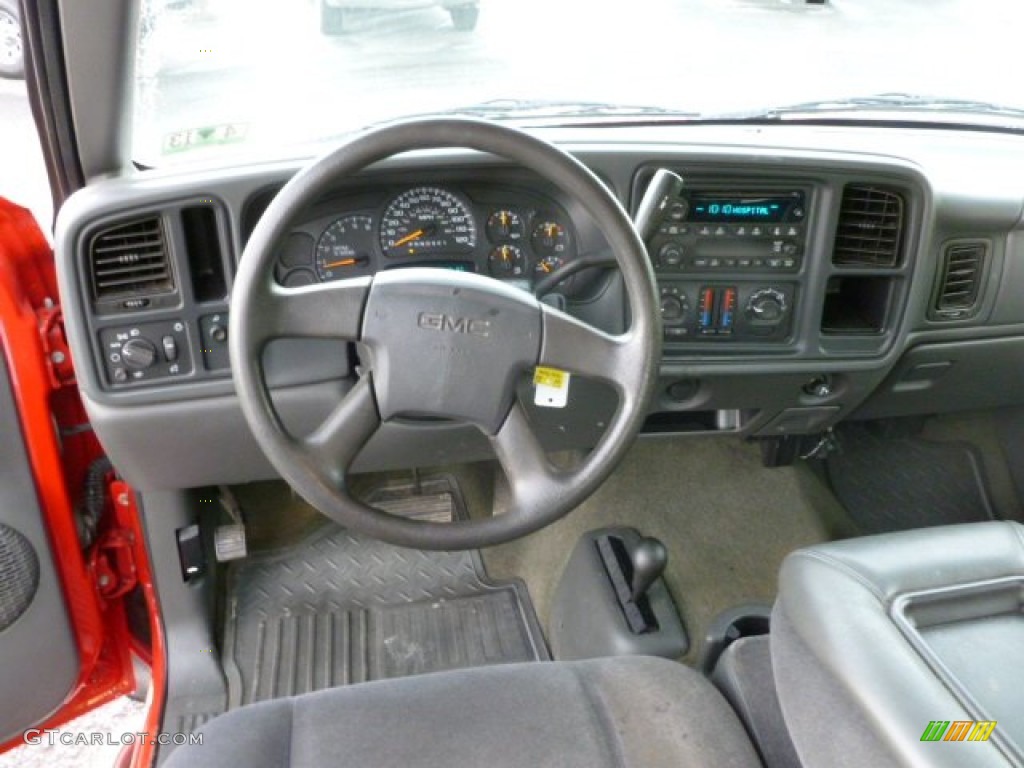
[539,261,552,273]
[323,257,360,268]
[393,229,425,248]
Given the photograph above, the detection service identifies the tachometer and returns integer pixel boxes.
[315,214,375,282]
[380,187,477,257]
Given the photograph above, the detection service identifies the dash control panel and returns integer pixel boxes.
[99,312,233,388]
[100,319,193,385]
[641,183,809,347]
[659,282,795,343]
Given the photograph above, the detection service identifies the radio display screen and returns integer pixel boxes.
[688,193,803,222]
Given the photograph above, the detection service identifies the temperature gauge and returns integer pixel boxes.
[488,245,527,278]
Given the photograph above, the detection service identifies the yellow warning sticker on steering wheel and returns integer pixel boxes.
[533,367,571,408]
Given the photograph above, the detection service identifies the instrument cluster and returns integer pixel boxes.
[274,184,578,291]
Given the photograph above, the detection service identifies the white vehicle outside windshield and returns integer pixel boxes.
[133,0,1024,165]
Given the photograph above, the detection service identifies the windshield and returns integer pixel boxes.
[133,0,1023,164]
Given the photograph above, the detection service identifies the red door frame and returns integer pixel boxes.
[0,199,166,767]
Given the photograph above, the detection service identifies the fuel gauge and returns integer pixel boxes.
[486,210,524,243]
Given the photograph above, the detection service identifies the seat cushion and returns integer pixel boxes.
[772,521,1024,768]
[163,656,760,768]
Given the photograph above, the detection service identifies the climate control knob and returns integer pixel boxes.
[746,289,787,323]
[660,294,685,322]
[121,338,158,369]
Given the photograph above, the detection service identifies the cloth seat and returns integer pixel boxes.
[163,656,761,767]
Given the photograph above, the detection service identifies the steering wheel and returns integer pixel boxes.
[230,118,661,550]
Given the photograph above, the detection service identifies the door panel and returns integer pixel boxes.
[0,348,79,742]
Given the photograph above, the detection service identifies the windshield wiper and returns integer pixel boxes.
[739,93,1024,122]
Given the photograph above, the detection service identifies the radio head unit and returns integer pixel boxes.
[648,188,809,274]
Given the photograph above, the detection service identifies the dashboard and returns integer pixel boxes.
[53,123,1024,492]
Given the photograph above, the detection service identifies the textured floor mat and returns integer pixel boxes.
[826,424,995,535]
[222,525,548,708]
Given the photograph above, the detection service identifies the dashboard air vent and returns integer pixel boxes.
[89,217,173,304]
[934,241,987,320]
[833,185,905,267]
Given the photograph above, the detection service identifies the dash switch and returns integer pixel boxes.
[161,335,178,362]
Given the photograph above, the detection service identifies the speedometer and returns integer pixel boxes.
[379,187,477,257]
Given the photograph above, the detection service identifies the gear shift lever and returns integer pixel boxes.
[630,537,668,602]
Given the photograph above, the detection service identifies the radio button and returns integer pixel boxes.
[750,225,765,237]
[738,258,752,268]
[782,258,796,269]
[713,225,728,237]
[697,225,713,237]
[786,225,802,237]
[732,225,748,237]
[723,258,737,268]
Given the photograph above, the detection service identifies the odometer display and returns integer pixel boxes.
[380,187,477,257]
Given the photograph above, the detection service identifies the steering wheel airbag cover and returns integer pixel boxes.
[363,268,541,434]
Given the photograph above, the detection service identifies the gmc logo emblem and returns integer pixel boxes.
[417,312,491,337]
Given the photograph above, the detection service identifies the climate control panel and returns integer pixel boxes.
[659,282,795,343]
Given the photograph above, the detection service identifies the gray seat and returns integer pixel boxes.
[772,521,1024,768]
[163,656,761,767]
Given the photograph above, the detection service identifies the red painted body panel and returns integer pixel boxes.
[0,199,163,762]
[111,482,166,768]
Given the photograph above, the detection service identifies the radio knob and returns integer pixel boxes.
[668,201,689,221]
[746,289,787,323]
[121,338,158,369]
[657,242,685,268]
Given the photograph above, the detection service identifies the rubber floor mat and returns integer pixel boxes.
[222,525,549,708]
[826,424,995,535]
